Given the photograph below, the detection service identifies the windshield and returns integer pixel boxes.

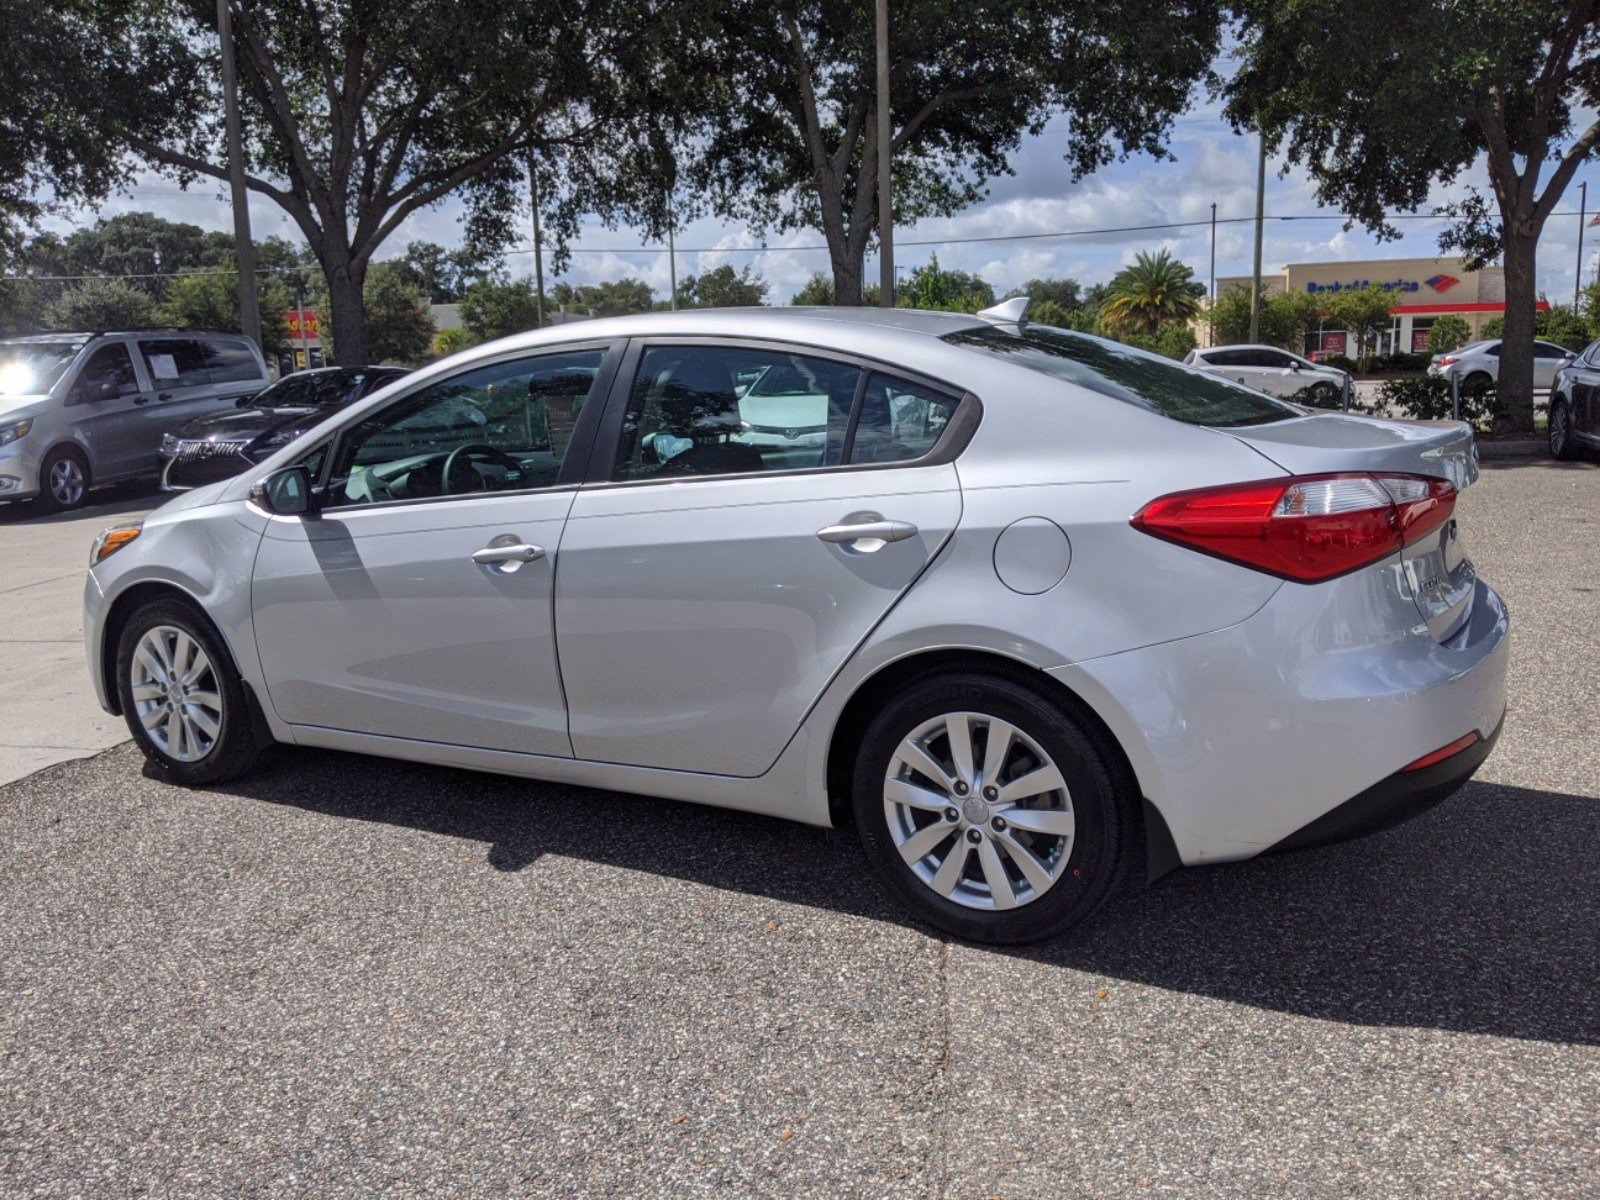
[944,325,1299,428]
[0,342,82,396]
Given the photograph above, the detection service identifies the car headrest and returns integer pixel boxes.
[657,357,742,439]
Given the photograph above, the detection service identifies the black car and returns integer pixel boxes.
[159,366,409,491]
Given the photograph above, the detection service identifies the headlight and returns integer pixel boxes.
[90,521,142,566]
[0,419,33,447]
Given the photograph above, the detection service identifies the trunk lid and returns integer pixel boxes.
[1226,413,1479,642]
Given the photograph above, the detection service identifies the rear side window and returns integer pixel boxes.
[202,338,265,383]
[946,326,1297,428]
[849,374,959,464]
[138,339,212,387]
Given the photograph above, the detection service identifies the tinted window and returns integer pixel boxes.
[849,374,959,464]
[1201,348,1246,367]
[1254,349,1295,368]
[1583,340,1600,366]
[253,374,320,408]
[614,346,862,481]
[201,338,265,383]
[325,350,603,508]
[138,339,212,387]
[946,326,1297,427]
[75,343,139,400]
[1534,341,1571,360]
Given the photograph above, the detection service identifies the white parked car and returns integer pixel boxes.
[1184,344,1350,405]
[1427,338,1575,392]
[84,305,1506,944]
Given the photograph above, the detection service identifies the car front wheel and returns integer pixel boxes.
[851,670,1131,944]
[115,597,265,785]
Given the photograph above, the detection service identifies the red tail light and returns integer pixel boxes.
[1401,731,1480,772]
[1435,356,1458,368]
[1131,473,1456,583]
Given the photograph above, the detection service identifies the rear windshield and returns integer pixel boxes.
[945,325,1299,428]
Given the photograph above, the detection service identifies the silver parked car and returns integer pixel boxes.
[0,331,270,511]
[1427,337,1575,392]
[1184,343,1351,404]
[84,304,1507,944]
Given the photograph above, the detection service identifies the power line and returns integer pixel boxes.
[6,206,1591,280]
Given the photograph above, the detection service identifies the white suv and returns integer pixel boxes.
[1427,339,1575,392]
[1185,344,1351,405]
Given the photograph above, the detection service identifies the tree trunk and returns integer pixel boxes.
[323,254,367,366]
[1497,230,1538,435]
[830,243,864,306]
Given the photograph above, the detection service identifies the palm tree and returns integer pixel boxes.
[1100,250,1202,336]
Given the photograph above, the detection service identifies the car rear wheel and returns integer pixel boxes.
[1549,400,1576,459]
[851,670,1130,944]
[35,446,90,513]
[115,597,265,785]
[1307,381,1341,408]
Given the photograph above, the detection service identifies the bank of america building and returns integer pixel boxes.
[1209,256,1538,356]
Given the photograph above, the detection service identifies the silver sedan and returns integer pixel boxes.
[83,304,1508,944]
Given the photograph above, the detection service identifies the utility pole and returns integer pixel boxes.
[875,0,893,307]
[1577,181,1587,310]
[1208,201,1217,348]
[1248,132,1265,345]
[667,201,678,311]
[528,153,546,329]
[216,0,261,350]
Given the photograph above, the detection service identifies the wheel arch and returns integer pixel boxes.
[822,646,1172,876]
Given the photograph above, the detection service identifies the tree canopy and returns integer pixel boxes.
[62,0,684,363]
[1100,250,1203,335]
[1224,0,1600,429]
[673,0,1223,303]
[676,264,770,308]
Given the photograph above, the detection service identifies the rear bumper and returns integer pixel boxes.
[1269,713,1501,853]
[1050,575,1510,867]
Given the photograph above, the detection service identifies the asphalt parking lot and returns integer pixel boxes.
[2,461,1597,1198]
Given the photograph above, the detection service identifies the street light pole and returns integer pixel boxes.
[216,0,261,350]
[875,0,893,307]
[1248,133,1265,345]
[528,152,546,329]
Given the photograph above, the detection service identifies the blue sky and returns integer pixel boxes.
[53,97,1600,308]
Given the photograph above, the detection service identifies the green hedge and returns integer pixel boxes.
[1375,375,1503,426]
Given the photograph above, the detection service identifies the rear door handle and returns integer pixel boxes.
[816,519,918,545]
[157,392,174,401]
[471,542,545,565]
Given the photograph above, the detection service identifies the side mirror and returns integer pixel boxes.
[1290,360,1303,371]
[251,465,316,516]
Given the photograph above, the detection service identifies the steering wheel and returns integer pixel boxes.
[440,444,524,494]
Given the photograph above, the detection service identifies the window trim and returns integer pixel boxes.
[582,334,982,490]
[302,339,624,515]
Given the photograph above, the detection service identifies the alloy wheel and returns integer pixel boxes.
[48,457,85,507]
[1550,405,1568,455]
[130,625,223,763]
[883,710,1075,911]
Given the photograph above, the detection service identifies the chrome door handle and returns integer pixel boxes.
[471,542,545,565]
[816,519,918,545]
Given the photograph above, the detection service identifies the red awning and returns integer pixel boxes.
[1389,301,1550,315]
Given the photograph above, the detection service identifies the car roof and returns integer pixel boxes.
[1201,343,1297,353]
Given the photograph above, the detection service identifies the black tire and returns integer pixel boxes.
[1461,372,1494,397]
[34,445,90,513]
[1549,399,1577,460]
[851,670,1131,944]
[114,596,266,785]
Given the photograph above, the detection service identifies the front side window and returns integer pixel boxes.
[324,349,603,509]
[1582,340,1600,366]
[947,325,1296,428]
[138,339,211,388]
[613,346,862,481]
[1534,341,1570,360]
[76,343,139,400]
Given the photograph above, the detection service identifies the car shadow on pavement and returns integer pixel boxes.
[0,481,161,525]
[203,747,1600,1047]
